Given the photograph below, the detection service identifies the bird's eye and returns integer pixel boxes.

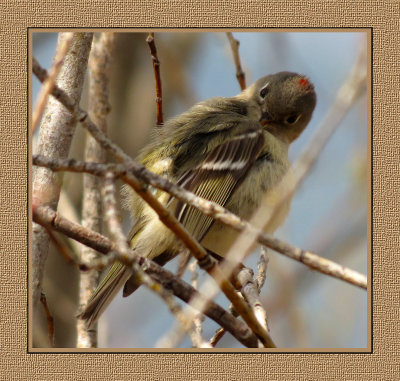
[285,114,300,124]
[259,83,269,98]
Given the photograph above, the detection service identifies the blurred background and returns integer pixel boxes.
[32,31,368,349]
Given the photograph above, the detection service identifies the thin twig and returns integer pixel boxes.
[33,153,368,290]
[209,302,239,347]
[210,296,241,347]
[146,32,163,126]
[32,57,76,112]
[32,205,260,348]
[226,32,246,91]
[101,172,132,257]
[40,292,55,348]
[32,33,74,133]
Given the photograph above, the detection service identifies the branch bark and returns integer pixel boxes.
[33,205,260,348]
[77,32,113,348]
[32,33,93,318]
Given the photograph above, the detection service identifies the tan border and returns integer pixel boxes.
[28,28,371,355]
[1,1,397,379]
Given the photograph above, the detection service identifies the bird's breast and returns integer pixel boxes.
[201,157,292,257]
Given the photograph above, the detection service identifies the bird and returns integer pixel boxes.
[80,71,317,328]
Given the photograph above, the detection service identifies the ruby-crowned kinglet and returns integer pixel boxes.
[80,71,316,328]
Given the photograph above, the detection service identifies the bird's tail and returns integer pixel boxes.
[79,220,148,328]
[78,262,132,329]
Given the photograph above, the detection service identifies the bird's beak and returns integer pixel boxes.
[259,110,274,126]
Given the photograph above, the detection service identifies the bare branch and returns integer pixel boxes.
[146,32,164,126]
[32,33,93,316]
[210,261,271,348]
[101,173,132,257]
[32,205,260,348]
[32,57,76,112]
[189,260,206,347]
[210,328,225,347]
[78,32,114,349]
[176,251,191,278]
[33,154,368,290]
[226,32,246,91]
[42,219,77,266]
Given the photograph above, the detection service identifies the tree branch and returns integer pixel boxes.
[32,205,260,348]
[32,33,93,318]
[77,32,114,349]
[33,154,368,290]
[256,247,269,291]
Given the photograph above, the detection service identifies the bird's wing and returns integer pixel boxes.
[174,127,264,241]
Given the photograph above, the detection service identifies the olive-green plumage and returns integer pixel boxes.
[80,72,317,328]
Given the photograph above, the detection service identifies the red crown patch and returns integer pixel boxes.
[299,77,310,88]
